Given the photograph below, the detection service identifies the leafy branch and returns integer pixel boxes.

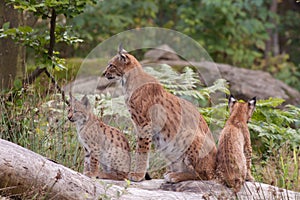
[0,0,96,104]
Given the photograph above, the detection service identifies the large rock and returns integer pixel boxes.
[144,44,181,61]
[143,59,300,105]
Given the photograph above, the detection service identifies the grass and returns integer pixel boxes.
[253,144,300,192]
[0,86,83,171]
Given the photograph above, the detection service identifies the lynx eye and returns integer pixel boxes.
[109,64,116,69]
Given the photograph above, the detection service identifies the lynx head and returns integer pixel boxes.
[68,94,91,124]
[102,45,141,80]
[228,95,256,123]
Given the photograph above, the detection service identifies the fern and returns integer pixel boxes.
[144,64,229,103]
[97,64,229,119]
[96,64,300,158]
[199,96,300,157]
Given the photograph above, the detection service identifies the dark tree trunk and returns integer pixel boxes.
[264,0,279,61]
[0,0,25,90]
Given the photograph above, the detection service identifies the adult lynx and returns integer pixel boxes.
[68,95,131,180]
[216,95,256,193]
[103,46,217,182]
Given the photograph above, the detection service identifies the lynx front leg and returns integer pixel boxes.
[85,150,100,178]
[83,147,90,174]
[164,172,197,183]
[244,136,254,181]
[164,157,197,183]
[129,125,152,182]
[97,171,127,180]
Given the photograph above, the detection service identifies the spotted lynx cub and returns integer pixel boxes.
[68,95,131,180]
[103,46,217,183]
[216,95,256,193]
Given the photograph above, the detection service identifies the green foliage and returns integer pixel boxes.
[254,54,300,91]
[253,144,300,191]
[201,96,300,158]
[250,100,300,155]
[69,0,158,52]
[68,0,278,68]
[0,0,96,70]
[66,0,300,92]
[173,0,273,67]
[7,0,97,18]
[97,179,130,200]
[144,64,229,104]
[0,84,82,172]
[279,9,300,65]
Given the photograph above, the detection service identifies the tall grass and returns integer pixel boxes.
[253,144,300,192]
[0,76,83,173]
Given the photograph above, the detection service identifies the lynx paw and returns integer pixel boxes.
[128,172,145,182]
[246,174,255,182]
[84,171,99,178]
[164,172,180,183]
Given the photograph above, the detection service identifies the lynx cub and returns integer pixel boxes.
[216,95,256,193]
[103,46,217,183]
[68,95,131,180]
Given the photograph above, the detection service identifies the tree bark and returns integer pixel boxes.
[0,139,123,200]
[0,0,25,90]
[265,0,279,61]
[0,139,299,200]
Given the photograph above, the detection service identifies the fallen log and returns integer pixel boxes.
[0,139,299,199]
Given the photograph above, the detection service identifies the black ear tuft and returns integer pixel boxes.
[69,91,72,101]
[81,95,91,110]
[118,43,128,55]
[228,94,236,105]
[69,91,79,104]
[117,44,128,63]
[118,43,123,54]
[228,94,236,113]
[248,96,256,107]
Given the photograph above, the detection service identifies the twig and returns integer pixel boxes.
[44,69,69,106]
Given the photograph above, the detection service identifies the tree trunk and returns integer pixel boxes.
[0,139,299,200]
[264,0,279,61]
[0,0,25,90]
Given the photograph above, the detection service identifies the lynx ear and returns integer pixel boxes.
[81,95,91,110]
[228,94,236,112]
[248,96,256,110]
[69,91,77,104]
[247,96,256,120]
[118,43,128,63]
[69,91,73,102]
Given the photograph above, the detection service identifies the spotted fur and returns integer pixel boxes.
[103,47,217,182]
[216,95,256,193]
[68,95,131,180]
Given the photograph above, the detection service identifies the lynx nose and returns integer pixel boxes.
[67,112,74,122]
[102,70,107,77]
